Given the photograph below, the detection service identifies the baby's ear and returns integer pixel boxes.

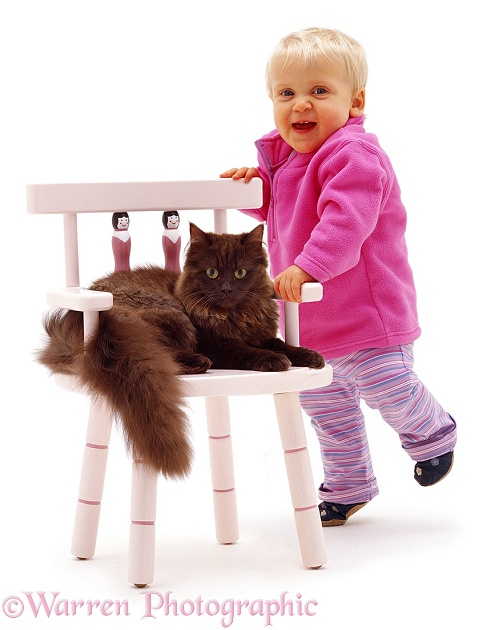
[350,88,366,117]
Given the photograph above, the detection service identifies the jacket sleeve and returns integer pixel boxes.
[294,142,391,282]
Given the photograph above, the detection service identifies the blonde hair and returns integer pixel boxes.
[266,27,368,96]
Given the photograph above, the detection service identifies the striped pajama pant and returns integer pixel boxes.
[299,344,457,505]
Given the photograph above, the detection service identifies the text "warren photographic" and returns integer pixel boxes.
[2,590,318,627]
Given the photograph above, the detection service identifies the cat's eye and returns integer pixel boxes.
[234,268,247,279]
[206,268,219,279]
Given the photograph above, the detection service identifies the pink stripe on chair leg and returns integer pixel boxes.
[284,446,307,454]
[78,499,101,506]
[86,443,108,449]
[295,505,317,512]
[213,488,235,493]
[132,521,155,526]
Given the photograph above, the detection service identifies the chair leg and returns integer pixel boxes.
[274,391,327,569]
[206,396,239,544]
[71,396,112,560]
[128,460,158,588]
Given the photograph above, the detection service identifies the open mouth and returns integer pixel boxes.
[292,121,316,131]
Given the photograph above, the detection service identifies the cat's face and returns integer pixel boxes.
[176,223,274,318]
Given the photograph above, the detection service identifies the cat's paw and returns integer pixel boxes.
[176,351,212,374]
[289,347,325,369]
[251,353,292,372]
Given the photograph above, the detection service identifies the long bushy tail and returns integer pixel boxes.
[37,308,192,477]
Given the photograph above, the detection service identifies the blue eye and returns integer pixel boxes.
[314,87,327,95]
[281,89,294,97]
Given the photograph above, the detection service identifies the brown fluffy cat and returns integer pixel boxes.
[37,223,324,478]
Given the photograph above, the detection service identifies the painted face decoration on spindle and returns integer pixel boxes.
[163,212,180,229]
[112,212,130,230]
[117,215,129,230]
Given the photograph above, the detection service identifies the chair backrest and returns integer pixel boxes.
[27,178,263,288]
[27,178,322,346]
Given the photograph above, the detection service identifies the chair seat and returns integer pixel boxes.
[55,364,333,398]
[181,365,333,397]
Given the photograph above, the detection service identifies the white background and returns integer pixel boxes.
[1,1,485,628]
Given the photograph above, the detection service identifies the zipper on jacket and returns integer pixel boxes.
[268,150,296,243]
[256,139,296,244]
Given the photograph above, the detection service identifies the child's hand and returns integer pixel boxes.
[274,265,316,303]
[220,167,260,183]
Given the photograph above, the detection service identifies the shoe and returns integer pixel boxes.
[318,501,367,527]
[414,451,454,486]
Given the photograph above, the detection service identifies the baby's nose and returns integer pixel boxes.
[293,98,312,112]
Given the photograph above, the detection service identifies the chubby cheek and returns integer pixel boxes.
[273,106,287,134]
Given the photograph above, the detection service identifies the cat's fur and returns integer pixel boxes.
[37,223,325,478]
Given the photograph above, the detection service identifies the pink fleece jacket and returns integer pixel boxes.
[242,115,421,359]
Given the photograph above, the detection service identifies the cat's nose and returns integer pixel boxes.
[221,281,232,293]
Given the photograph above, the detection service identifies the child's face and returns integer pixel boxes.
[269,57,364,153]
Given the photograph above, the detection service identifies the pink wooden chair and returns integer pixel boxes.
[27,179,333,587]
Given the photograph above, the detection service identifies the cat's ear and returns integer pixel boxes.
[243,223,265,244]
[189,222,211,243]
